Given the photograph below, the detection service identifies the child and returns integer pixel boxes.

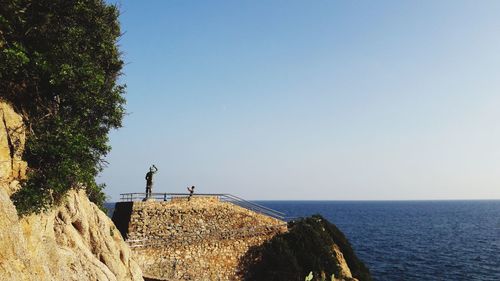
[187,186,195,201]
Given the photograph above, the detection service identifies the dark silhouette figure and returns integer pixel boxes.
[187,186,195,201]
[145,165,158,198]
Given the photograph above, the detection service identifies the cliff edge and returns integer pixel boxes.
[0,101,143,281]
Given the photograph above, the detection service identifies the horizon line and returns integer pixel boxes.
[105,198,500,203]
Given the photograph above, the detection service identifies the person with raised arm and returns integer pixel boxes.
[145,165,158,198]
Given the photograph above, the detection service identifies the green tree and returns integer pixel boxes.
[0,0,125,214]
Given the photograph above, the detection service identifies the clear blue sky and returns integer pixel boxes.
[101,0,500,201]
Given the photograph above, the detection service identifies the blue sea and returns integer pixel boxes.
[257,200,500,281]
[106,200,500,281]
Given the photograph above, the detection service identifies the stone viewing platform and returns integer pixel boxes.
[112,193,287,281]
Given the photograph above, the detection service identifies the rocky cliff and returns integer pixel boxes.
[243,215,372,281]
[0,100,143,281]
[0,101,27,194]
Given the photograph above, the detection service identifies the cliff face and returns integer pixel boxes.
[0,101,27,194]
[0,101,143,281]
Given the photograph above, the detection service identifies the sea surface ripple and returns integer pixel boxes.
[258,200,500,281]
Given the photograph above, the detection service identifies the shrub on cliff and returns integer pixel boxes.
[0,0,124,214]
[242,215,372,281]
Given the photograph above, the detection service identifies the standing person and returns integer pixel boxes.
[187,186,195,201]
[145,165,158,198]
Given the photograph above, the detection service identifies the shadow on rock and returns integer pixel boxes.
[238,215,372,281]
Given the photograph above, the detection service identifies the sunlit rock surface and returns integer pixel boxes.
[0,100,143,281]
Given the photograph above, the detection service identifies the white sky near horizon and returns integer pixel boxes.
[100,0,500,201]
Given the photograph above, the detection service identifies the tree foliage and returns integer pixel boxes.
[242,215,372,281]
[0,0,125,214]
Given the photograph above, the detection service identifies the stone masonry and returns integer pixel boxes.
[112,196,287,281]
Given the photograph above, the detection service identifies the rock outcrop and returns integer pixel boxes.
[242,215,372,281]
[0,100,143,281]
[0,101,27,195]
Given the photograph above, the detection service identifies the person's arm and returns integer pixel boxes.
[153,165,158,172]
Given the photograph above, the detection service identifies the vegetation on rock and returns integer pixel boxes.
[242,215,372,281]
[0,0,125,214]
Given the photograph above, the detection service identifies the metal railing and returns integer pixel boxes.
[119,192,286,220]
[220,193,286,220]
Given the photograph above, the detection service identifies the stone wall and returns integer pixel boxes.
[113,196,287,281]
